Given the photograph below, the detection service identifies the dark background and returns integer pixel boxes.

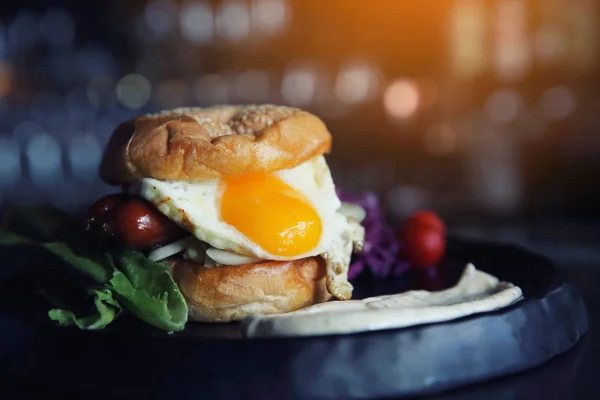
[0,2,600,399]
[0,0,598,246]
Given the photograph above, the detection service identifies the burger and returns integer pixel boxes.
[88,105,366,323]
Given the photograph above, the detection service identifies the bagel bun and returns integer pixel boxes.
[92,104,365,325]
[169,256,331,322]
[99,105,332,185]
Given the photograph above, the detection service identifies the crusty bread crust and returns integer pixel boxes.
[99,105,332,185]
[170,256,331,322]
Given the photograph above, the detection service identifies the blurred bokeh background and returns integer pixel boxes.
[0,0,598,256]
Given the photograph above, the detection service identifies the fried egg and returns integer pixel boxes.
[136,156,347,261]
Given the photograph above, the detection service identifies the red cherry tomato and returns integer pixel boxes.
[113,199,185,249]
[399,211,446,269]
[410,210,446,235]
[87,194,129,224]
[85,194,129,238]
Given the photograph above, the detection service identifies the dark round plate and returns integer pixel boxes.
[0,239,588,399]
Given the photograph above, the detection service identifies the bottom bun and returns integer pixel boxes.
[170,256,332,322]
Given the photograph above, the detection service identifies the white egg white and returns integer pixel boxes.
[135,156,348,261]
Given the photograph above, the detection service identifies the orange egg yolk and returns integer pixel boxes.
[220,173,322,257]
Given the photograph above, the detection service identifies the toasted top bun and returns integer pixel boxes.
[99,105,332,185]
[170,256,331,322]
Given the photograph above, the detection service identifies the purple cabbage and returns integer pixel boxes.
[337,190,410,280]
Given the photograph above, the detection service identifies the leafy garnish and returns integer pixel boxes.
[108,252,188,332]
[0,229,111,284]
[48,288,122,330]
[0,206,188,332]
[0,207,110,283]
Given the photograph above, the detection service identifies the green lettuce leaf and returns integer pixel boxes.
[108,251,188,332]
[48,288,122,330]
[0,229,111,284]
[0,206,189,332]
[0,206,110,283]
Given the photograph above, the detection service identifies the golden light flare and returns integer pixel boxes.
[383,79,420,119]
